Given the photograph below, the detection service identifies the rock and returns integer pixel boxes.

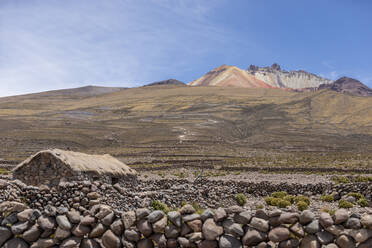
[183,213,200,222]
[279,213,299,224]
[336,234,355,248]
[153,216,168,233]
[80,215,96,226]
[326,225,345,236]
[345,217,362,229]
[11,221,30,235]
[202,218,223,240]
[136,208,150,220]
[0,179,8,189]
[181,222,192,236]
[80,239,100,248]
[188,219,203,232]
[319,212,334,228]
[324,244,338,248]
[250,217,269,232]
[110,219,124,236]
[180,204,195,215]
[305,220,320,234]
[66,209,81,224]
[165,224,179,239]
[201,209,214,222]
[44,205,56,216]
[187,232,203,243]
[0,227,12,246]
[125,229,141,242]
[54,227,71,240]
[2,238,29,248]
[358,237,372,248]
[198,240,218,248]
[30,239,55,248]
[56,215,72,230]
[223,220,244,237]
[361,214,372,229]
[168,211,182,227]
[150,233,167,248]
[299,210,315,225]
[225,205,244,214]
[334,209,349,224]
[234,211,251,225]
[167,239,178,248]
[219,235,242,248]
[177,237,191,248]
[102,230,121,248]
[300,235,320,248]
[316,231,334,245]
[89,223,106,238]
[242,227,267,246]
[255,209,269,220]
[0,201,27,213]
[268,227,290,242]
[22,225,41,243]
[38,215,56,230]
[101,212,115,226]
[122,211,136,229]
[213,208,227,222]
[138,238,154,248]
[60,237,82,248]
[72,224,91,237]
[17,209,33,222]
[147,210,165,223]
[290,222,305,237]
[137,219,153,237]
[345,196,356,203]
[95,205,113,220]
[87,192,100,200]
[348,229,372,243]
[279,238,300,248]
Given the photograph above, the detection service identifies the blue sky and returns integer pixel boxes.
[1,0,372,96]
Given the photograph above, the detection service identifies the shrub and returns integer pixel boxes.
[347,192,364,201]
[235,193,247,206]
[192,202,204,215]
[152,200,169,213]
[338,200,354,209]
[320,194,335,202]
[265,197,275,205]
[284,195,295,204]
[256,204,264,209]
[271,191,287,198]
[294,195,310,205]
[357,198,369,207]
[332,176,350,184]
[278,200,291,208]
[296,201,309,211]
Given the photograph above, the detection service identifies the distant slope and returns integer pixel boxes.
[247,63,332,89]
[189,65,275,88]
[318,77,372,96]
[1,85,372,161]
[0,85,126,100]
[144,79,185,87]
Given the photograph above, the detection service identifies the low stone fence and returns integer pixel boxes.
[0,201,372,248]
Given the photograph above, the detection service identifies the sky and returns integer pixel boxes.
[1,0,372,96]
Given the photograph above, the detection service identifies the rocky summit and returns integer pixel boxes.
[318,76,372,96]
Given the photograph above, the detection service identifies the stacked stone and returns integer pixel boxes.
[1,201,372,248]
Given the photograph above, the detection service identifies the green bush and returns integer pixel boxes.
[284,195,295,204]
[294,196,310,205]
[338,200,354,209]
[357,198,369,207]
[296,201,309,211]
[152,200,170,213]
[256,204,264,209]
[235,193,247,206]
[320,194,335,202]
[347,192,364,201]
[265,197,275,205]
[271,191,287,198]
[278,200,291,208]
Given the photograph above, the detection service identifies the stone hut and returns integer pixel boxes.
[13,149,137,186]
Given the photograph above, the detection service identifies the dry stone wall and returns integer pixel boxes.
[1,201,372,248]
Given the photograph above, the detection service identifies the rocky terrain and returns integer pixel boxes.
[0,178,372,247]
[145,79,185,87]
[247,64,333,89]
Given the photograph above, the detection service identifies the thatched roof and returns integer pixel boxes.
[13,149,136,177]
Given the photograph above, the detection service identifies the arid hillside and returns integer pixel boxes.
[1,85,372,169]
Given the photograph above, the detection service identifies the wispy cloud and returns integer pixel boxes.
[0,0,229,96]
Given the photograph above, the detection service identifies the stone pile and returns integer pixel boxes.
[0,178,371,211]
[1,201,372,248]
